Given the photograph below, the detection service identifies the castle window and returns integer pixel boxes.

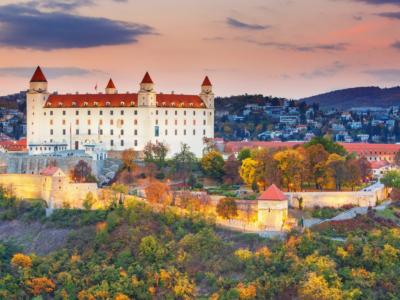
[203,120,206,125]
[165,120,168,125]
[193,111,196,116]
[76,110,79,115]
[63,110,66,115]
[156,110,159,115]
[50,111,53,116]
[203,111,206,116]
[121,129,124,135]
[121,140,124,146]
[62,120,66,125]
[44,112,46,116]
[189,103,193,107]
[203,129,206,135]
[88,110,91,115]
[155,126,159,137]
[76,119,79,125]
[184,129,186,135]
[63,129,66,135]
[156,119,158,125]
[76,129,79,135]
[165,110,168,115]
[120,101,125,106]
[175,110,177,115]
[134,110,137,115]
[50,129,53,135]
[88,129,91,135]
[94,102,98,107]
[110,140,114,146]
[110,110,114,115]
[180,103,184,107]
[106,102,110,107]
[134,119,137,125]
[110,120,114,125]
[88,120,91,125]
[175,129,177,135]
[134,140,138,146]
[134,129,137,135]
[83,102,88,107]
[99,119,103,125]
[100,110,103,115]
[58,102,63,107]
[130,101,135,107]
[193,120,196,125]
[72,102,77,107]
[193,129,196,135]
[184,110,187,116]
[184,120,187,125]
[121,110,124,115]
[175,120,177,125]
[100,129,103,135]
[50,120,53,125]
[165,129,168,135]
[120,119,124,125]
[110,129,114,135]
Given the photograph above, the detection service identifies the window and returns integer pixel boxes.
[121,140,124,146]
[110,140,114,146]
[203,129,206,135]
[110,110,114,115]
[121,110,124,115]
[134,140,138,146]
[63,110,66,115]
[121,129,124,135]
[184,129,186,135]
[156,110,159,115]
[165,119,168,125]
[203,111,206,116]
[175,120,178,125]
[184,110,187,116]
[175,110,177,116]
[156,119,159,125]
[175,129,177,135]
[50,110,53,116]
[62,120,66,125]
[100,129,103,135]
[193,111,196,116]
[193,120,196,125]
[88,129,91,135]
[88,119,91,125]
[134,119,137,125]
[110,120,114,125]
[203,120,206,125]
[100,110,103,115]
[165,110,168,115]
[120,119,124,125]
[88,110,91,115]
[110,129,114,135]
[63,129,66,135]
[184,120,187,125]
[155,126,159,137]
[76,110,79,115]
[76,129,79,135]
[165,129,168,135]
[134,110,137,115]
[76,119,79,125]
[134,129,138,135]
[106,102,110,107]
[50,129,53,135]
[50,120,53,125]
[193,129,196,135]
[99,119,103,125]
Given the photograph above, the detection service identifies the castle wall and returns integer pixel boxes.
[0,174,44,200]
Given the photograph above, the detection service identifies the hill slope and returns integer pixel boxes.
[300,86,400,109]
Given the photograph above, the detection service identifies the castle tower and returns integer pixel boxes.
[257,184,288,230]
[200,76,214,108]
[138,72,157,106]
[29,66,48,93]
[105,78,117,94]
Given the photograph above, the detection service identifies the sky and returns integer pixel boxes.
[0,0,399,99]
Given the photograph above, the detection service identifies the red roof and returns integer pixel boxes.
[45,93,205,108]
[339,143,400,155]
[258,184,286,201]
[202,76,212,86]
[141,72,153,84]
[40,166,61,176]
[106,78,116,89]
[0,138,27,152]
[370,160,390,170]
[30,66,47,82]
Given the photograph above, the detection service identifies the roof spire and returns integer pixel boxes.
[106,78,116,89]
[30,66,47,82]
[202,76,212,86]
[141,72,153,84]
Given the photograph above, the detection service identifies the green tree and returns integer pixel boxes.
[305,136,347,156]
[200,150,225,181]
[171,143,197,186]
[237,148,251,161]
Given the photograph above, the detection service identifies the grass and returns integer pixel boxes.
[376,208,397,221]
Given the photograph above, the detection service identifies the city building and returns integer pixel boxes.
[27,67,215,157]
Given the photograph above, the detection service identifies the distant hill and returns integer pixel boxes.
[300,86,400,110]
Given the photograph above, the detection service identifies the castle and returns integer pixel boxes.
[27,67,215,157]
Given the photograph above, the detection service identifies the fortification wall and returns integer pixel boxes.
[0,174,44,200]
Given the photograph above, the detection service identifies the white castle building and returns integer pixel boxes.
[27,67,215,157]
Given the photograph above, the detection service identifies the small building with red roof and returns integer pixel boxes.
[257,184,288,230]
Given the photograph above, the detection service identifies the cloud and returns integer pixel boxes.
[36,0,95,11]
[355,0,400,5]
[364,69,400,82]
[376,11,400,19]
[300,61,347,79]
[0,3,155,50]
[241,38,349,52]
[0,67,102,78]
[392,41,400,49]
[226,17,270,30]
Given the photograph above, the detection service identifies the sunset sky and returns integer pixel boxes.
[0,0,400,98]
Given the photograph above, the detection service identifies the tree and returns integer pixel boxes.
[223,154,242,185]
[11,253,32,269]
[121,148,137,172]
[274,149,305,191]
[145,181,172,209]
[139,235,165,263]
[25,277,56,296]
[252,148,281,191]
[326,154,347,190]
[305,136,347,156]
[171,143,197,185]
[304,144,329,190]
[200,150,225,181]
[239,158,258,187]
[216,197,238,220]
[83,192,95,210]
[237,148,251,161]
[358,157,372,181]
[298,272,342,300]
[345,158,362,190]
[144,141,169,169]
[71,160,95,183]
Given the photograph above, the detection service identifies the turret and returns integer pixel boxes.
[105,78,117,94]
[138,72,157,106]
[29,66,48,93]
[200,76,214,108]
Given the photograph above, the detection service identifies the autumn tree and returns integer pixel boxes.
[144,141,169,169]
[304,144,329,190]
[274,149,305,191]
[252,148,281,191]
[237,148,251,161]
[345,158,362,190]
[358,157,372,181]
[145,181,172,209]
[305,136,347,156]
[171,143,197,186]
[121,148,137,172]
[200,150,225,181]
[326,154,347,190]
[25,277,56,296]
[239,158,258,188]
[71,160,96,183]
[216,197,238,220]
[223,154,242,185]
[11,253,32,269]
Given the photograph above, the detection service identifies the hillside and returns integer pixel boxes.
[300,86,400,110]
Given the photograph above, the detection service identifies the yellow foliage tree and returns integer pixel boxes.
[237,282,257,299]
[11,253,32,269]
[25,277,56,296]
[298,272,342,300]
[239,158,258,187]
[273,149,304,191]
